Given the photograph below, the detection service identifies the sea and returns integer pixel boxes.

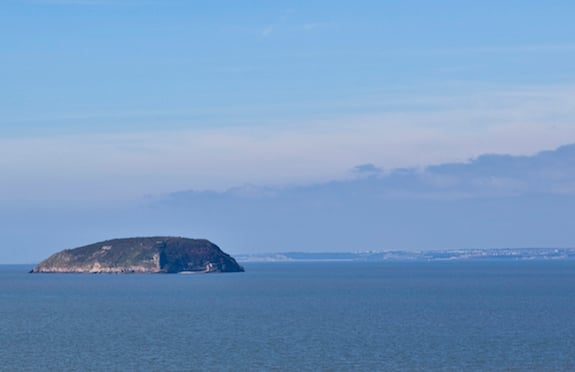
[1,261,575,371]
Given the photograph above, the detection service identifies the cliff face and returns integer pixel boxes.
[31,237,244,273]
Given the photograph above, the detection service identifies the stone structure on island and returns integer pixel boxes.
[31,237,244,273]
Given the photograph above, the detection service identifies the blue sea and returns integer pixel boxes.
[2,261,575,371]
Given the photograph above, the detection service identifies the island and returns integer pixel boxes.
[30,237,244,273]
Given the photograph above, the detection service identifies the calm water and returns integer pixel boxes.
[1,261,575,371]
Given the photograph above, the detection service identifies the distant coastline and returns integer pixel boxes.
[236,248,575,263]
[4,248,575,266]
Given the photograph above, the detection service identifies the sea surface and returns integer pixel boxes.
[1,261,575,371]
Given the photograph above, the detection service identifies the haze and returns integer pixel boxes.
[1,1,574,263]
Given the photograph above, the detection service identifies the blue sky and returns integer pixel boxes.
[2,1,575,262]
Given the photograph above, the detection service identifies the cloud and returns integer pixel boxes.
[148,144,575,252]
[261,25,274,37]
[25,0,164,5]
[3,143,574,261]
[2,83,575,206]
[406,43,575,56]
[259,9,296,38]
[300,23,323,31]
[28,0,162,4]
[166,143,575,202]
[352,163,383,176]
[393,144,575,198]
[29,0,115,4]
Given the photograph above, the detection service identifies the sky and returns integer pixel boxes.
[2,1,575,263]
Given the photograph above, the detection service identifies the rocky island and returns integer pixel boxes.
[31,237,244,273]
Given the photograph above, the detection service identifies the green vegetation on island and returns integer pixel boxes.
[31,237,244,273]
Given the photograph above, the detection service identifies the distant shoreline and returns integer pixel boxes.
[4,248,575,266]
[235,248,575,263]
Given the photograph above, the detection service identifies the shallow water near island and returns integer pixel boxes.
[2,261,575,371]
